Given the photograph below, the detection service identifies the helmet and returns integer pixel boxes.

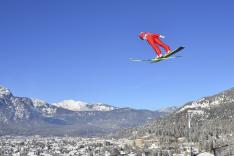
[139,32,146,40]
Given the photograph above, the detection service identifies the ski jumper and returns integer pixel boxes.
[139,32,171,57]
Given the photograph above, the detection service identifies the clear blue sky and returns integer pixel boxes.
[1,0,234,110]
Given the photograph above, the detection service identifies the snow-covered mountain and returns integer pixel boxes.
[115,87,234,143]
[0,86,61,122]
[32,99,57,117]
[0,85,12,97]
[179,87,234,112]
[53,100,117,112]
[0,85,164,136]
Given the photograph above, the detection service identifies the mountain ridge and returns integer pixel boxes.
[0,85,165,136]
[53,100,118,112]
[113,86,234,152]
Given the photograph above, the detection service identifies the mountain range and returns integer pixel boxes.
[1,84,234,143]
[0,85,165,136]
[114,87,234,150]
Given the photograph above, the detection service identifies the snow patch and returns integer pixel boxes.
[53,100,90,111]
[14,104,29,120]
[32,99,47,107]
[53,100,116,112]
[92,103,115,111]
[179,93,234,112]
[0,85,11,97]
[32,99,57,116]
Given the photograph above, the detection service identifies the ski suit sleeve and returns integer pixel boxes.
[151,34,160,38]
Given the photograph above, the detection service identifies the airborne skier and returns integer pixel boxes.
[139,32,171,59]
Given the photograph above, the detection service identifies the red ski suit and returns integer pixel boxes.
[139,32,171,57]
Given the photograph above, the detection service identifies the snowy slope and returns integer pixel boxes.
[32,99,57,117]
[115,87,234,146]
[53,100,89,111]
[179,88,234,112]
[53,100,117,112]
[0,85,12,97]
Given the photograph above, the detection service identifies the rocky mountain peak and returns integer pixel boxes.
[32,99,47,107]
[0,85,12,97]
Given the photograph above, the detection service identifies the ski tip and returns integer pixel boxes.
[179,46,185,49]
[129,58,142,62]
